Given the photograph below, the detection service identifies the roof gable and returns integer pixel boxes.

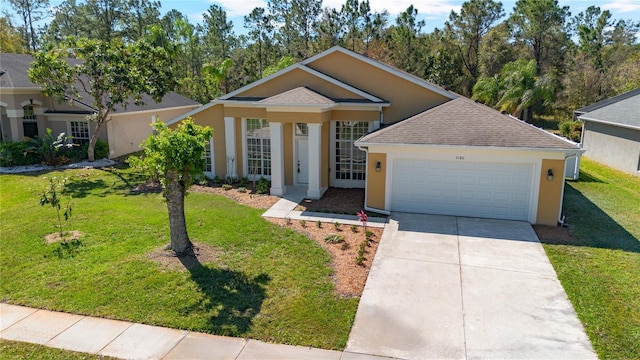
[303,46,455,100]
[575,87,640,115]
[258,87,335,106]
[357,97,579,150]
[221,63,385,103]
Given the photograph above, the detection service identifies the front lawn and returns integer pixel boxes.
[0,166,358,350]
[542,158,640,359]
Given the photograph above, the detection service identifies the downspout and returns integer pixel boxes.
[359,144,391,216]
[558,153,579,226]
[379,106,384,125]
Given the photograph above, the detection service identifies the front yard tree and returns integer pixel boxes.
[28,37,176,161]
[130,119,213,255]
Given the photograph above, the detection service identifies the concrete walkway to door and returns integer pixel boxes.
[346,213,596,360]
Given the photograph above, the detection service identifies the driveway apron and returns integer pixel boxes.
[346,213,596,360]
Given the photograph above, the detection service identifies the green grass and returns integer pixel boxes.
[0,340,116,359]
[542,158,640,359]
[0,166,358,350]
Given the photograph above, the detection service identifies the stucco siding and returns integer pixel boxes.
[305,51,451,123]
[238,68,366,100]
[536,159,565,225]
[109,106,198,158]
[582,121,640,175]
[366,153,387,210]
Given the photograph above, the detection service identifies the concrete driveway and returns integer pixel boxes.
[346,213,596,360]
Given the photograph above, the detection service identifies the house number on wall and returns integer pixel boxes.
[455,156,465,160]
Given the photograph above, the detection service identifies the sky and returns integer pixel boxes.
[22,0,640,36]
[157,0,640,34]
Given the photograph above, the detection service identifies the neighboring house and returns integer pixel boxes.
[168,46,581,225]
[0,53,200,158]
[575,88,640,176]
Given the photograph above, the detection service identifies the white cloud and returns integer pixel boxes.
[602,0,640,13]
[210,0,268,18]
[323,0,459,17]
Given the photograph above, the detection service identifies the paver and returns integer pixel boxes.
[99,323,187,359]
[1,309,82,344]
[163,332,246,360]
[47,316,132,354]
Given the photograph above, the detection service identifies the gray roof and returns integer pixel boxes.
[259,87,335,105]
[0,53,199,113]
[357,97,578,150]
[575,88,640,115]
[577,89,640,130]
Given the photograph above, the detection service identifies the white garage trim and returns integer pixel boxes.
[375,146,560,224]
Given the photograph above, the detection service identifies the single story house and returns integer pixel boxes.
[168,46,581,225]
[0,53,200,158]
[575,88,640,176]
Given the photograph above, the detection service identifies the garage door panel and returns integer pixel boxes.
[391,159,533,221]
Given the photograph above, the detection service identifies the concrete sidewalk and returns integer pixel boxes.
[0,303,394,359]
[262,186,387,228]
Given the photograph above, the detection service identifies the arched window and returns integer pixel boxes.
[22,105,37,120]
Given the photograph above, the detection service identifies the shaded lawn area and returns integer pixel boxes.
[541,158,640,359]
[0,166,358,350]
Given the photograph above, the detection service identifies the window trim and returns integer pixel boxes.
[69,120,90,146]
[242,118,272,180]
[330,120,372,188]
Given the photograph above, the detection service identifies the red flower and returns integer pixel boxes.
[357,210,368,222]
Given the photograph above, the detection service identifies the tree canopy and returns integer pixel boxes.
[6,0,640,122]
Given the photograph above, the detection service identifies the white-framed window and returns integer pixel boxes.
[203,138,214,176]
[22,105,37,120]
[295,123,308,136]
[70,121,90,145]
[246,118,271,178]
[335,121,368,181]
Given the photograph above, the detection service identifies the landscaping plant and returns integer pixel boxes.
[39,176,73,238]
[128,118,213,255]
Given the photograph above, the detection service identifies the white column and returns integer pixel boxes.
[307,123,322,199]
[224,117,237,179]
[270,122,286,196]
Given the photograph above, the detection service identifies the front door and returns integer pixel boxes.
[296,138,309,184]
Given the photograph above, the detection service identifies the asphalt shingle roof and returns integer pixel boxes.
[258,87,335,105]
[358,97,578,150]
[577,89,640,130]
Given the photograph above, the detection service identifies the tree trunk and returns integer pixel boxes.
[164,169,192,255]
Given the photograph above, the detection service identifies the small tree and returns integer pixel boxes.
[40,176,73,239]
[128,119,213,255]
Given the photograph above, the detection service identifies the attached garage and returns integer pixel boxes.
[356,97,583,225]
[390,159,533,221]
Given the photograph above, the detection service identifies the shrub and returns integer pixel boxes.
[316,220,322,228]
[256,177,270,194]
[356,240,367,266]
[239,176,249,187]
[27,129,75,166]
[334,222,341,231]
[300,220,306,227]
[0,141,39,166]
[365,230,374,240]
[350,225,358,233]
[237,187,247,193]
[324,233,345,243]
[221,184,232,190]
[560,121,582,142]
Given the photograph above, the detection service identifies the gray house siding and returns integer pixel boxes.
[582,121,640,176]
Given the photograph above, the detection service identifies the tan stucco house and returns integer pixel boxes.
[0,53,200,159]
[167,46,581,225]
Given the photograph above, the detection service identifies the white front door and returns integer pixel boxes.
[296,138,309,184]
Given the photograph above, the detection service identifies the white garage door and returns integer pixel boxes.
[390,159,533,221]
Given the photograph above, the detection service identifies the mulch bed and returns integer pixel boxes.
[296,188,386,218]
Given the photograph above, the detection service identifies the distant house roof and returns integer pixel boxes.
[574,88,640,116]
[576,88,640,131]
[0,53,199,113]
[357,97,579,150]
